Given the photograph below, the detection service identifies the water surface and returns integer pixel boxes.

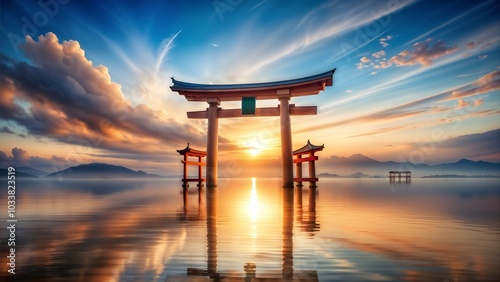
[1,177,499,281]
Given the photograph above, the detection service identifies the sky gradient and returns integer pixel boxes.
[1,0,499,176]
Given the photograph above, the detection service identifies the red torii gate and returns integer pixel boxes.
[170,69,335,188]
[176,143,206,188]
[293,140,324,188]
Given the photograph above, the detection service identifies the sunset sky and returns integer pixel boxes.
[1,0,499,176]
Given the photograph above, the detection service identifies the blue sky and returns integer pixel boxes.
[0,0,499,175]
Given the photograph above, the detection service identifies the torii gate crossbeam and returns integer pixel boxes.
[170,68,335,188]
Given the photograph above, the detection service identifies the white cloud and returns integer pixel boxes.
[372,50,386,59]
[379,35,393,47]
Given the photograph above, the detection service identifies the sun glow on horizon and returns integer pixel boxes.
[249,148,259,157]
[246,138,265,157]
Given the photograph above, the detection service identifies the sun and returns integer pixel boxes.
[245,138,264,157]
[248,147,259,157]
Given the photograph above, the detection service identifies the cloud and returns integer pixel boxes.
[389,38,458,67]
[0,33,208,156]
[379,35,393,47]
[0,147,74,171]
[298,69,499,134]
[360,56,371,63]
[356,56,371,69]
[479,54,488,60]
[457,99,469,109]
[0,126,15,134]
[364,39,457,71]
[373,61,392,69]
[436,129,500,160]
[407,0,496,45]
[449,70,500,99]
[372,50,386,59]
[227,0,416,78]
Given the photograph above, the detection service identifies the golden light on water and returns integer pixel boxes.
[247,177,260,222]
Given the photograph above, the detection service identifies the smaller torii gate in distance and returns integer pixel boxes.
[176,143,206,188]
[293,140,324,188]
[171,69,335,188]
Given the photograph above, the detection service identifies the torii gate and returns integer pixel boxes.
[170,68,335,188]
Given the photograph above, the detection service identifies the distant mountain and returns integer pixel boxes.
[317,173,340,178]
[349,172,371,178]
[422,174,500,178]
[321,154,500,177]
[0,168,38,178]
[45,163,163,179]
[17,167,48,177]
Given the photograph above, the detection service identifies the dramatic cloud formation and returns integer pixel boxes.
[0,33,208,156]
[390,38,458,67]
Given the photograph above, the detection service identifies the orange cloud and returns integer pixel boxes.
[389,38,458,67]
[360,56,371,63]
[457,99,469,108]
[449,70,500,99]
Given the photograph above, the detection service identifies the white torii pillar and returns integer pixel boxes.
[206,98,220,187]
[278,89,294,188]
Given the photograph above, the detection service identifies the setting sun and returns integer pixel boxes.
[249,147,259,157]
[246,138,264,157]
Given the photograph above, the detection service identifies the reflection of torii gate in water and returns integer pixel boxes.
[170,69,335,188]
[177,185,319,281]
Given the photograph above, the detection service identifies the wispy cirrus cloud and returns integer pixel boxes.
[448,70,500,100]
[224,0,416,80]
[299,69,499,134]
[407,0,497,45]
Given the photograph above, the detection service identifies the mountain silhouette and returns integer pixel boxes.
[321,154,500,177]
[0,168,38,178]
[17,167,48,177]
[45,163,162,179]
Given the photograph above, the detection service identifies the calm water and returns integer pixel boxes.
[1,178,499,281]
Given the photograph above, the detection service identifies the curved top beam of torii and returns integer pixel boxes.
[170,68,335,102]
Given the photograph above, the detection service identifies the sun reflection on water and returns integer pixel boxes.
[248,177,260,241]
[248,178,260,221]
